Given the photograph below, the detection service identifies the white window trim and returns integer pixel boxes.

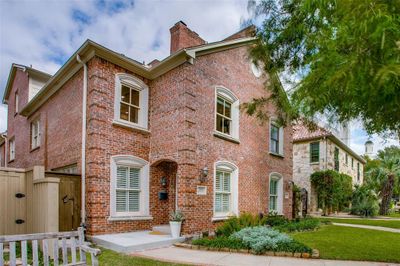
[214,86,239,141]
[269,172,283,214]
[109,155,152,221]
[113,73,149,131]
[269,119,284,156]
[9,138,15,161]
[31,118,41,149]
[213,161,239,220]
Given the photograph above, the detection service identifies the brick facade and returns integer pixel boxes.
[4,22,293,236]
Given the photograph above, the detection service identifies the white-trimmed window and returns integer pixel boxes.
[14,91,19,114]
[110,155,151,220]
[214,161,239,219]
[31,118,40,149]
[215,86,239,140]
[113,74,149,130]
[9,138,15,161]
[270,121,284,156]
[269,173,283,214]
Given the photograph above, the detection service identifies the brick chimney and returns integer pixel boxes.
[169,21,206,54]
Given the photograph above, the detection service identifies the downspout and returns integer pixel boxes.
[76,54,87,227]
[1,134,7,168]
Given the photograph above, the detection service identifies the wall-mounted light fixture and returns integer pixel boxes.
[199,167,209,183]
[161,176,167,187]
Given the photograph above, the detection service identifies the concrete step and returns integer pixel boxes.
[90,230,185,253]
[152,224,171,235]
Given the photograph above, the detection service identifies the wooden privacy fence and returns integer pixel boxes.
[0,227,100,266]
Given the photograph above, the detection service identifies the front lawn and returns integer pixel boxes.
[319,217,400,229]
[93,248,187,266]
[385,212,400,218]
[292,225,400,263]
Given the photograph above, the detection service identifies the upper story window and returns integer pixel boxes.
[270,121,284,156]
[352,158,354,168]
[357,162,361,182]
[310,142,320,163]
[113,74,149,131]
[31,118,40,150]
[14,91,19,114]
[9,138,15,161]
[345,154,348,165]
[214,161,239,219]
[334,147,340,171]
[110,155,151,219]
[214,86,239,141]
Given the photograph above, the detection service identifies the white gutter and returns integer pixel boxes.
[1,134,7,167]
[76,54,87,227]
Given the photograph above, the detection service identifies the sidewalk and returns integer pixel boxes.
[333,222,400,233]
[132,246,400,266]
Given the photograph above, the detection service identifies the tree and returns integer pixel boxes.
[366,148,400,215]
[246,0,400,136]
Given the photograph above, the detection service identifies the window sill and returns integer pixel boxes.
[269,152,284,158]
[310,162,319,165]
[8,159,14,163]
[211,216,230,222]
[112,119,150,134]
[213,131,240,144]
[108,215,153,222]
[30,146,40,153]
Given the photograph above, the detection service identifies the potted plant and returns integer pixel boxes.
[169,210,184,238]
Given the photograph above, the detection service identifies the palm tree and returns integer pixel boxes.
[366,153,400,215]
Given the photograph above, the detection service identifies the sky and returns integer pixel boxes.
[0,0,398,156]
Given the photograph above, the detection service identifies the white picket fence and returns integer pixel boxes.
[0,227,100,266]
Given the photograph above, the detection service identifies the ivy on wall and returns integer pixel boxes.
[310,170,353,215]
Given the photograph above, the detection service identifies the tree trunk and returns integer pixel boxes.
[379,174,395,215]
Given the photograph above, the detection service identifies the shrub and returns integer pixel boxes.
[275,218,320,232]
[264,213,288,227]
[192,237,247,250]
[311,170,352,214]
[350,184,379,217]
[230,226,311,254]
[215,213,266,237]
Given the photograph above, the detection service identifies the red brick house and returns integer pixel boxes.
[2,21,293,236]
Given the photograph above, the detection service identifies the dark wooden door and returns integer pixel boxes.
[59,176,81,231]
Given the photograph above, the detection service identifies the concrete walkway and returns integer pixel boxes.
[332,223,400,233]
[132,246,400,266]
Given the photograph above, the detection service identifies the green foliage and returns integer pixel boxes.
[275,218,320,232]
[215,213,267,237]
[191,237,247,250]
[310,170,352,214]
[350,184,379,217]
[246,0,400,136]
[230,226,312,254]
[365,147,400,214]
[264,213,289,227]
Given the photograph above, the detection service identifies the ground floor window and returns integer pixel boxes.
[110,155,150,219]
[269,173,283,214]
[214,161,238,218]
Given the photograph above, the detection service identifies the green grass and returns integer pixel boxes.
[95,248,188,266]
[319,217,400,229]
[385,212,400,218]
[292,225,400,263]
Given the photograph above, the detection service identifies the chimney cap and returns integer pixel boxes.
[176,20,187,26]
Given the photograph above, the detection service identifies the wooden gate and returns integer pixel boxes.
[0,169,26,235]
[57,175,81,232]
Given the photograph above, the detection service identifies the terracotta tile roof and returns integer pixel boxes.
[293,121,332,142]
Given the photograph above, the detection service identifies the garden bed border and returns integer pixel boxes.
[174,243,320,259]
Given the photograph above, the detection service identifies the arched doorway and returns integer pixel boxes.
[150,160,178,225]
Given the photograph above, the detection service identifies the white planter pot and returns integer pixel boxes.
[169,221,182,238]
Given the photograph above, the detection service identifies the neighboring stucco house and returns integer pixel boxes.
[293,122,366,213]
[2,21,294,236]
